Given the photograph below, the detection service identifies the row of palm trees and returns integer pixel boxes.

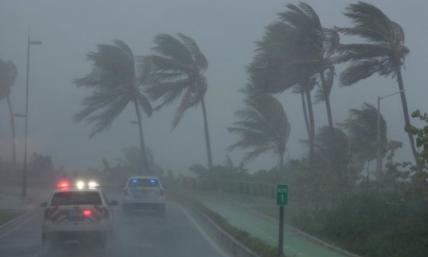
[1,1,417,177]
[230,1,417,172]
[74,35,213,173]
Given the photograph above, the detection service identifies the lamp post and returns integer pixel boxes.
[21,33,42,197]
[376,91,404,176]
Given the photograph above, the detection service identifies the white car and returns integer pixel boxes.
[41,180,116,248]
[121,176,166,215]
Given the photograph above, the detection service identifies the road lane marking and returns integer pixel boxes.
[179,205,230,257]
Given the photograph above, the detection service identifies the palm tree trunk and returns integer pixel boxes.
[6,96,16,167]
[201,97,213,170]
[305,88,315,164]
[396,69,419,168]
[300,92,311,141]
[320,71,334,129]
[133,100,150,174]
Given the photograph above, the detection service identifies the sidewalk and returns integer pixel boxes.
[194,191,356,257]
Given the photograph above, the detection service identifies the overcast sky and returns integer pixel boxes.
[1,0,427,173]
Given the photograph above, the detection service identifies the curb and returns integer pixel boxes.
[190,205,261,257]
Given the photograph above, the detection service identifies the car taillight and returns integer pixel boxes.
[82,209,92,217]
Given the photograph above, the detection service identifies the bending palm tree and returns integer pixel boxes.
[342,103,387,176]
[0,60,18,166]
[292,78,316,161]
[275,2,340,129]
[145,33,213,169]
[228,94,290,170]
[74,40,152,173]
[336,2,417,166]
[343,103,387,163]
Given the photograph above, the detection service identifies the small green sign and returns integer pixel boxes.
[276,184,288,206]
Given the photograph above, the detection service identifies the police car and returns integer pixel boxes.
[41,180,116,248]
[121,176,166,215]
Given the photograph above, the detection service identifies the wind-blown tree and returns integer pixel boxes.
[277,2,340,130]
[144,33,213,169]
[342,103,387,169]
[228,94,290,170]
[250,2,339,128]
[0,60,18,166]
[292,78,317,161]
[313,127,351,187]
[336,1,417,166]
[74,40,153,173]
[248,2,339,163]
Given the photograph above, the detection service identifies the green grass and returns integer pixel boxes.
[0,210,21,225]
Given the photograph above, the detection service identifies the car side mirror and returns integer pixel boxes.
[109,200,118,206]
[40,202,47,208]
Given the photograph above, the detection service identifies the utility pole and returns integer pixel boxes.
[21,32,42,197]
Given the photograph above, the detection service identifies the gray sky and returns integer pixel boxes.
[1,0,427,173]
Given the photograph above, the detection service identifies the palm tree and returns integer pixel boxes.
[342,103,387,176]
[292,79,317,162]
[313,126,350,186]
[74,40,153,173]
[248,2,339,163]
[0,59,18,167]
[343,103,387,163]
[275,2,340,129]
[144,33,213,169]
[336,1,417,166]
[228,94,290,170]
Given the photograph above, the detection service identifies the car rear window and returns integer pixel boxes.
[51,191,102,205]
[128,178,160,187]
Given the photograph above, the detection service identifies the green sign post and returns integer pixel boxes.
[276,184,288,256]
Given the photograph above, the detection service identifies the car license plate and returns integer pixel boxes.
[67,210,82,222]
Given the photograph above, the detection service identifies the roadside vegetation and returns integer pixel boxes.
[0,210,21,225]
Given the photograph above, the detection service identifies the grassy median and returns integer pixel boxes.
[0,210,21,226]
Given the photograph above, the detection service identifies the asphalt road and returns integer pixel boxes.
[0,200,228,257]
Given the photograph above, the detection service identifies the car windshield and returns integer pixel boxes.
[128,178,160,188]
[51,191,102,205]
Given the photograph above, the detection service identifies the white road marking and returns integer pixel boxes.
[179,205,230,257]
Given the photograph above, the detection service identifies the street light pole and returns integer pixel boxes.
[21,32,42,197]
[376,91,404,177]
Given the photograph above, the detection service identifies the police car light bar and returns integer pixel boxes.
[56,180,70,189]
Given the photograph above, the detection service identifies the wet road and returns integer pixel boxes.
[0,201,228,257]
